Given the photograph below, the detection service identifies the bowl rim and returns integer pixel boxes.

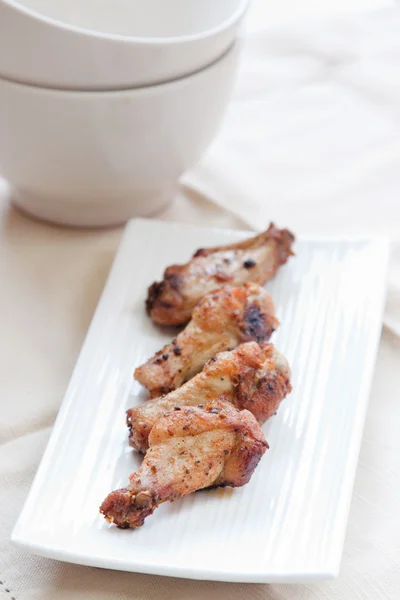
[3,0,250,45]
[0,41,238,96]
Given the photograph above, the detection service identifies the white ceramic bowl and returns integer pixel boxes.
[0,0,248,90]
[0,44,238,228]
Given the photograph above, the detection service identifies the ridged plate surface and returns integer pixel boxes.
[11,219,389,583]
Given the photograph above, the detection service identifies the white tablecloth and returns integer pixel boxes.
[1,5,400,600]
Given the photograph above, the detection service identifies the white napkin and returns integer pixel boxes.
[183,6,400,335]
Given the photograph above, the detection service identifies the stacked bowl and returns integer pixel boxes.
[0,0,248,227]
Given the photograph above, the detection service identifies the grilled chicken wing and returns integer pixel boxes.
[135,283,279,398]
[146,223,294,326]
[129,341,291,453]
[100,399,268,528]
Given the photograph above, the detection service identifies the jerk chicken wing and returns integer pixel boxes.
[146,223,295,326]
[129,341,291,453]
[100,399,268,528]
[135,283,279,398]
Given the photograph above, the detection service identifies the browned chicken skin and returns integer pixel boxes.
[135,283,279,398]
[146,223,295,326]
[129,341,291,453]
[100,400,268,528]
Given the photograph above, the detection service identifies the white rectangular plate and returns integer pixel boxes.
[12,219,389,583]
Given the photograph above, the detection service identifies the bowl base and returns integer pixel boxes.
[10,186,175,228]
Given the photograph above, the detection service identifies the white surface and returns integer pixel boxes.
[12,219,389,583]
[0,0,247,89]
[246,0,391,28]
[0,45,237,227]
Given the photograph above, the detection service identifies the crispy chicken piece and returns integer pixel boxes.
[129,341,291,453]
[100,399,268,528]
[135,283,279,398]
[147,223,295,326]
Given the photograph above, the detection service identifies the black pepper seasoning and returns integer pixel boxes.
[243,259,256,269]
